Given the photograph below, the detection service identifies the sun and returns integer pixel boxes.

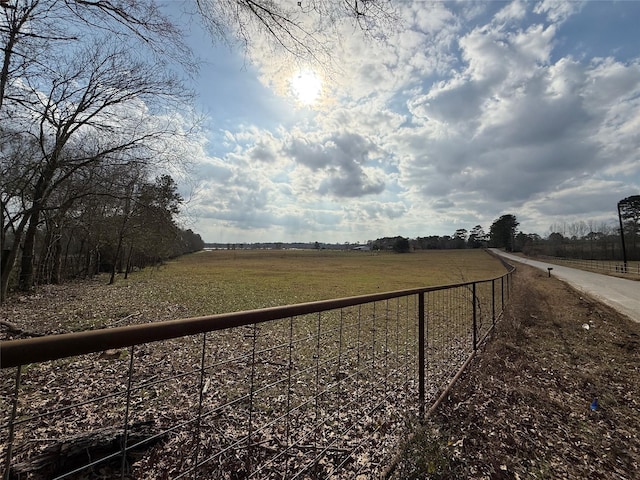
[290,69,322,106]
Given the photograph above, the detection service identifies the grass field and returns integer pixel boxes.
[0,248,511,479]
[128,249,507,317]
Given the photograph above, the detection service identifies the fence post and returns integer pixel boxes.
[501,276,505,312]
[472,283,477,351]
[491,279,496,327]
[193,333,208,478]
[3,366,21,480]
[418,291,425,418]
[120,346,136,479]
[247,324,259,476]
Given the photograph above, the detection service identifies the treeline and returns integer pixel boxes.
[371,201,640,263]
[0,1,205,302]
[371,224,494,252]
[1,171,204,297]
[522,196,639,261]
[525,222,638,261]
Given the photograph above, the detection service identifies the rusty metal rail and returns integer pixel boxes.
[2,286,450,368]
[1,263,514,479]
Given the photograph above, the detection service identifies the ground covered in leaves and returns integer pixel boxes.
[3,255,639,479]
[393,264,640,479]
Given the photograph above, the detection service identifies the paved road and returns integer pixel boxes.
[491,249,640,323]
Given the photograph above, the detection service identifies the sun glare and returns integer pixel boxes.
[290,70,322,106]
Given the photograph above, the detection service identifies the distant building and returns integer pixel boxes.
[352,245,371,251]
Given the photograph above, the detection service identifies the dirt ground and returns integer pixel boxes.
[392,264,640,479]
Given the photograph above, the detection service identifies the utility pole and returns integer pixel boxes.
[617,200,628,273]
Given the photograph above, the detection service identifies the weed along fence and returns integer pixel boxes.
[1,266,514,479]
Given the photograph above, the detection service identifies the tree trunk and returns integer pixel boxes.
[62,230,74,280]
[109,234,123,285]
[19,207,41,292]
[1,214,30,303]
[110,188,133,285]
[37,224,54,285]
[0,7,20,112]
[124,242,134,279]
[51,234,63,284]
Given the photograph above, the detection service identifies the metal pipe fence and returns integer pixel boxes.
[534,255,640,277]
[1,267,513,479]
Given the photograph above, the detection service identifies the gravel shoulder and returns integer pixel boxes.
[393,263,640,479]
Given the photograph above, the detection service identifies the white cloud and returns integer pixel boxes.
[284,130,387,198]
[494,0,527,23]
[183,0,640,242]
[533,0,585,23]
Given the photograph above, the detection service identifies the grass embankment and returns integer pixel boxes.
[392,263,640,479]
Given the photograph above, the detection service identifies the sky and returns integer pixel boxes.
[163,1,640,244]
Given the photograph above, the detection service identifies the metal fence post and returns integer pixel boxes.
[247,323,259,476]
[505,273,509,300]
[120,346,136,479]
[472,283,477,351]
[491,279,496,327]
[193,333,208,479]
[418,292,425,418]
[3,366,21,480]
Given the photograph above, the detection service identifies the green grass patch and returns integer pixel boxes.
[126,249,506,316]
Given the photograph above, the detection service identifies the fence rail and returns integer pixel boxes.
[533,255,640,277]
[1,264,514,479]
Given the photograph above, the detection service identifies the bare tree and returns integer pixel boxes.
[0,0,192,111]
[0,0,395,301]
[0,0,196,301]
[196,0,396,63]
[0,38,188,299]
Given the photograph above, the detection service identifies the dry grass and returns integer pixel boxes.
[1,249,505,336]
[142,249,505,314]
[0,249,508,479]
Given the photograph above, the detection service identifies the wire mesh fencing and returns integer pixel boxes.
[1,270,512,479]
[535,255,640,277]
